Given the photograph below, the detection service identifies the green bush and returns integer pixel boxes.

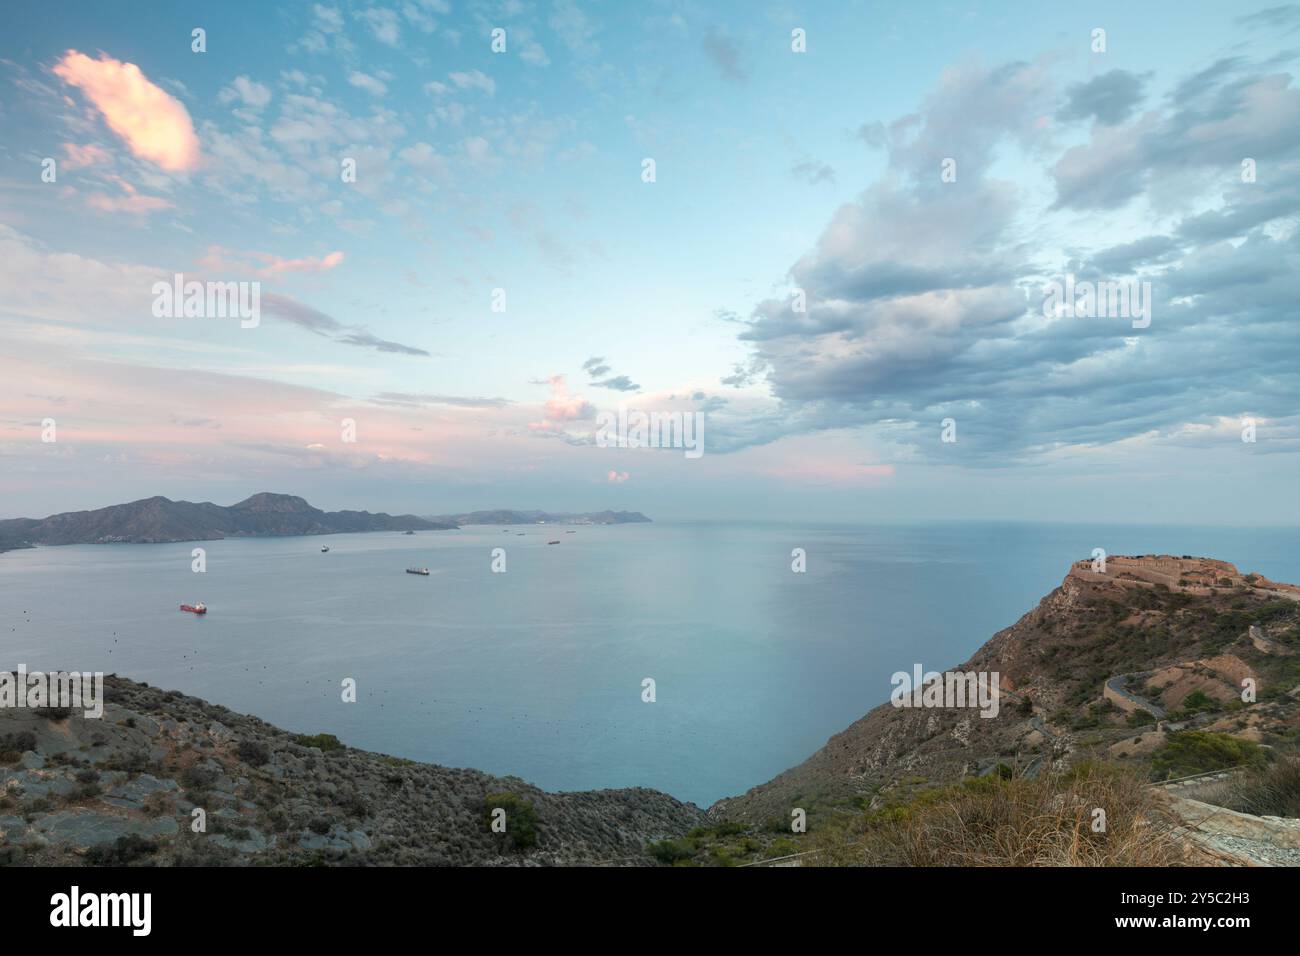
[647,838,695,865]
[294,733,343,752]
[1151,731,1266,780]
[482,791,539,851]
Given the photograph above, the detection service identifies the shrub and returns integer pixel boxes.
[237,739,271,766]
[807,763,1181,866]
[1150,732,1266,780]
[84,834,157,866]
[481,791,539,851]
[0,731,37,753]
[294,733,343,752]
[1223,751,1300,818]
[1179,690,1216,714]
[647,838,695,865]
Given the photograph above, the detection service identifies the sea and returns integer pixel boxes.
[3,520,1298,807]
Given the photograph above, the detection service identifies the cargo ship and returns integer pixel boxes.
[180,603,207,615]
[406,567,430,576]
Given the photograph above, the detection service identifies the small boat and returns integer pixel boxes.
[406,567,430,576]
[403,530,415,535]
[565,530,576,534]
[321,546,330,552]
[547,540,560,545]
[180,603,207,615]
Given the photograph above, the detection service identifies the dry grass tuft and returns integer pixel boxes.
[808,762,1184,866]
[1222,751,1300,818]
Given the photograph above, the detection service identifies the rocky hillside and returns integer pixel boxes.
[0,676,706,866]
[6,554,1297,867]
[0,493,453,549]
[711,555,1300,825]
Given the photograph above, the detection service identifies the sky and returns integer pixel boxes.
[0,0,1298,524]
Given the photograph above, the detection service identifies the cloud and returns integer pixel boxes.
[702,29,746,82]
[61,142,111,169]
[357,6,402,46]
[449,69,495,95]
[592,375,640,392]
[1053,64,1300,210]
[550,0,601,57]
[790,159,836,185]
[582,356,639,390]
[261,293,430,356]
[529,375,593,432]
[85,178,173,215]
[347,71,388,96]
[219,75,272,109]
[1236,5,1300,32]
[371,392,512,408]
[718,55,1300,464]
[201,246,346,278]
[1057,70,1148,125]
[52,50,200,171]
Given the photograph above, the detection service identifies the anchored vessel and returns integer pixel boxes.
[406,567,430,576]
[179,603,207,615]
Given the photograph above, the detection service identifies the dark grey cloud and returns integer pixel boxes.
[581,355,638,390]
[262,293,431,356]
[1237,5,1300,32]
[791,160,836,185]
[591,375,640,392]
[1086,235,1179,274]
[714,56,1300,463]
[1058,70,1149,125]
[1052,59,1300,211]
[702,29,746,82]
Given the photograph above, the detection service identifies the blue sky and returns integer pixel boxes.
[0,0,1297,524]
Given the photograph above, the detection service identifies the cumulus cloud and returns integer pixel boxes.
[219,75,272,109]
[347,71,388,96]
[718,55,1300,463]
[1057,70,1148,125]
[52,50,200,171]
[529,375,594,433]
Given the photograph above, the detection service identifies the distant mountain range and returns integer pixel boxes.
[0,493,451,550]
[424,509,651,526]
[0,494,652,551]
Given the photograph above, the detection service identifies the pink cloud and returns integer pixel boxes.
[62,142,112,170]
[528,375,594,432]
[85,176,172,215]
[52,50,200,172]
[201,246,346,278]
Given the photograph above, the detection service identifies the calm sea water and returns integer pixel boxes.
[3,521,1298,806]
